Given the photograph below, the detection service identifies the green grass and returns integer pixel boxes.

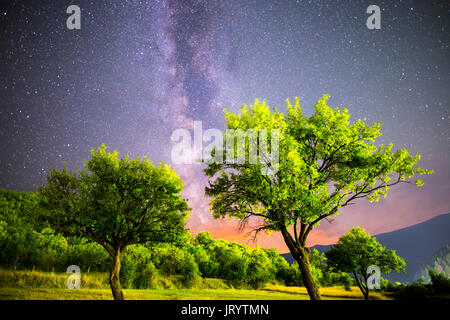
[0,286,382,300]
[0,268,230,290]
[0,269,392,300]
[0,268,109,289]
[263,284,390,300]
[0,285,392,300]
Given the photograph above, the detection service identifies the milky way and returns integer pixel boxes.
[0,0,448,251]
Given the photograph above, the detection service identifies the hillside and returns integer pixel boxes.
[281,213,450,283]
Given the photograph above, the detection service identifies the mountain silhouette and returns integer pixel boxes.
[281,213,450,283]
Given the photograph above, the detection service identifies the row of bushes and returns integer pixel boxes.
[379,269,450,299]
[1,213,355,289]
[0,188,357,290]
[0,202,302,289]
[119,232,357,289]
[120,233,297,289]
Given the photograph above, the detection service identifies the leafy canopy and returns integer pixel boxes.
[325,227,406,276]
[38,144,190,256]
[325,227,406,298]
[205,95,432,248]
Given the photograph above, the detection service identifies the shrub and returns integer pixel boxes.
[393,269,450,299]
[189,246,219,278]
[152,245,186,276]
[119,244,154,288]
[214,244,249,286]
[246,247,275,289]
[133,262,159,289]
[428,268,450,295]
[180,252,201,281]
[380,277,396,292]
[68,238,110,273]
[395,283,429,300]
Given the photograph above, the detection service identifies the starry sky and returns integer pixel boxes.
[0,0,449,252]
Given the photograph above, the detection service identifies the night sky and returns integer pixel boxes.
[1,0,449,252]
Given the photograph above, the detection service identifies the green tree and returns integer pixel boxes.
[35,228,69,271]
[325,227,406,300]
[188,245,218,278]
[246,247,275,288]
[191,231,215,247]
[0,190,40,269]
[38,144,189,299]
[68,237,110,273]
[204,95,431,299]
[309,249,327,269]
[152,245,187,276]
[119,244,155,288]
[214,242,249,285]
[263,248,294,285]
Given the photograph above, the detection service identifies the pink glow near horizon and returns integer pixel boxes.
[185,162,449,253]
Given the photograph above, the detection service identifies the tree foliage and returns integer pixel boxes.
[0,189,40,269]
[38,144,189,253]
[204,95,431,299]
[326,227,406,299]
[37,144,190,299]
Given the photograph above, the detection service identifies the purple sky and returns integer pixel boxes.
[0,0,448,252]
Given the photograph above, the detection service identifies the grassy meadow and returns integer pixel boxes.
[0,269,391,300]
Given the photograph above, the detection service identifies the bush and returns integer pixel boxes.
[380,277,397,292]
[340,273,353,291]
[189,246,219,278]
[34,228,69,272]
[119,244,154,289]
[68,238,110,273]
[246,247,275,289]
[274,260,297,286]
[429,268,450,295]
[215,244,249,286]
[393,269,450,299]
[152,245,186,276]
[283,262,302,286]
[180,252,201,281]
[133,262,159,289]
[1,195,299,291]
[394,283,429,300]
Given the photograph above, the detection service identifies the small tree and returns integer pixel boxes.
[38,145,189,299]
[247,247,275,288]
[205,95,431,299]
[325,227,406,300]
[0,189,40,270]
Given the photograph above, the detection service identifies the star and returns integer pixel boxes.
[0,0,448,250]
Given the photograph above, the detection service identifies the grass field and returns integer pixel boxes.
[0,269,391,300]
[0,285,391,300]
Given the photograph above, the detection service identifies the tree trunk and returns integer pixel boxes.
[363,290,369,300]
[353,270,369,300]
[295,248,322,300]
[362,274,369,300]
[278,225,321,300]
[110,248,124,300]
